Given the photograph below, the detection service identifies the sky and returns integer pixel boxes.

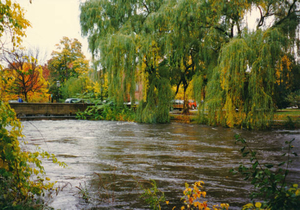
[18,0,91,63]
[17,0,261,65]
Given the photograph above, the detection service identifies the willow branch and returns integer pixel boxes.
[143,2,150,15]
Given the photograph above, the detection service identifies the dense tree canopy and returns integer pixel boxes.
[80,0,300,128]
[203,0,300,129]
[48,37,89,84]
[47,37,90,101]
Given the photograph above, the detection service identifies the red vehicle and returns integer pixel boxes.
[188,100,197,110]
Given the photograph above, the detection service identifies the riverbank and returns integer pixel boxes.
[170,109,198,123]
[170,109,300,129]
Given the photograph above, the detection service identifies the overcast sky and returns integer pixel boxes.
[18,0,91,63]
[17,0,261,65]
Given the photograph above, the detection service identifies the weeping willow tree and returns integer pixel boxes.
[205,29,288,129]
[203,0,300,129]
[80,0,173,123]
[80,0,300,128]
[157,0,220,114]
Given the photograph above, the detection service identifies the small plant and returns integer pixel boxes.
[140,179,166,210]
[93,171,116,205]
[76,182,90,203]
[141,180,229,210]
[232,134,300,210]
[284,116,299,129]
[242,184,300,210]
[177,181,229,210]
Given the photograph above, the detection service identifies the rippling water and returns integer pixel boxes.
[20,120,300,210]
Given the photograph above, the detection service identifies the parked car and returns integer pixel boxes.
[172,99,184,110]
[171,99,198,110]
[188,100,197,110]
[65,98,92,104]
[8,100,19,103]
[65,98,81,103]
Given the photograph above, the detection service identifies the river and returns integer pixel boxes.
[20,120,300,210]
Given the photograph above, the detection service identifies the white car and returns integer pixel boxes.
[65,98,81,103]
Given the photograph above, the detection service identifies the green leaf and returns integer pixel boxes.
[242,151,250,157]
[241,146,246,152]
[253,161,259,169]
[264,164,274,168]
[230,169,237,175]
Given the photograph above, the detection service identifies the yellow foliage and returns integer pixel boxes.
[275,55,292,88]
[242,202,270,210]
[1,61,49,102]
[0,0,31,49]
[0,102,66,206]
[180,181,229,210]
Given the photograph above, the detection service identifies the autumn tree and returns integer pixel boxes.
[42,64,50,81]
[2,51,49,102]
[0,0,31,100]
[0,0,31,51]
[48,36,90,101]
[48,37,89,83]
[0,2,66,209]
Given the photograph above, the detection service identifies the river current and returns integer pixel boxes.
[20,120,300,209]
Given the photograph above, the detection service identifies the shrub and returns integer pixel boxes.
[77,102,135,121]
[286,90,300,108]
[0,101,65,208]
[232,135,300,210]
[141,180,229,210]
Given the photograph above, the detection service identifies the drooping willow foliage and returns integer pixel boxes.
[206,29,289,129]
[80,0,300,128]
[80,0,172,123]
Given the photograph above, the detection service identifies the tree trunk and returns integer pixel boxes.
[182,86,190,115]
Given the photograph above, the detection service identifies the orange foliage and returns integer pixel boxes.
[42,64,50,81]
[1,61,49,102]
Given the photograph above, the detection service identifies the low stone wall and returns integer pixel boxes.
[9,103,91,118]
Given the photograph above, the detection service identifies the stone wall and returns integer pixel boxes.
[9,103,91,117]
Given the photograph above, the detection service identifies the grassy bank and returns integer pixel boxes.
[170,109,300,129]
[273,109,300,129]
[169,110,198,123]
[274,109,300,120]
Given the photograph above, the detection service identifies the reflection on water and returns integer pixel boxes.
[20,120,300,210]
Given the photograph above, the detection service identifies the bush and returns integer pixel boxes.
[141,180,229,210]
[0,101,65,208]
[286,90,300,108]
[77,102,135,121]
[232,135,300,210]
